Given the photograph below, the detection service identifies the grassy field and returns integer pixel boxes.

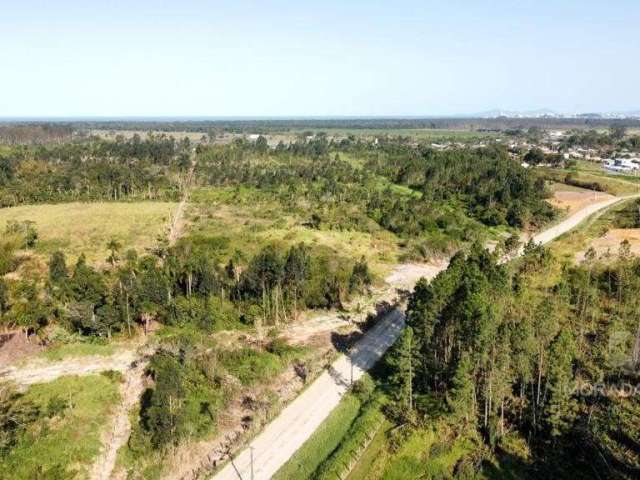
[0,374,120,480]
[541,161,640,196]
[345,421,474,480]
[39,340,119,362]
[272,394,362,480]
[188,186,401,276]
[0,201,177,264]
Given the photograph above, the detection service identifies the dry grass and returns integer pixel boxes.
[547,189,614,216]
[576,228,640,262]
[188,200,400,277]
[0,201,177,265]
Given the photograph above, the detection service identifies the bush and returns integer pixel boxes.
[219,347,284,386]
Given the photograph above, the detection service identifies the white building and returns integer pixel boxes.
[603,158,639,173]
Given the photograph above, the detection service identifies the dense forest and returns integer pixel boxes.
[382,241,640,478]
[0,134,189,207]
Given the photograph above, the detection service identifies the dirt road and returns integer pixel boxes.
[168,149,197,246]
[529,195,625,247]
[0,349,137,387]
[215,309,409,480]
[89,362,148,480]
[212,194,630,480]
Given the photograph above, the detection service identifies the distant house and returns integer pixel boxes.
[603,158,639,173]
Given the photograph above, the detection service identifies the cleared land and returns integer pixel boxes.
[548,196,640,262]
[188,186,401,276]
[547,188,614,216]
[578,228,640,260]
[0,201,176,264]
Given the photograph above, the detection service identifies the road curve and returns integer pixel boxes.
[212,194,633,480]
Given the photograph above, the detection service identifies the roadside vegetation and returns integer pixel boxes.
[340,238,640,479]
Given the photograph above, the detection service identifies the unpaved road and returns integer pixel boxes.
[168,149,197,246]
[215,309,409,480]
[528,195,626,247]
[212,194,630,480]
[89,362,147,480]
[0,349,137,387]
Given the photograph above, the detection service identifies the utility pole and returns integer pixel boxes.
[250,446,255,480]
[349,351,354,386]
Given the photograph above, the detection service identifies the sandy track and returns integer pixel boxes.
[0,349,138,387]
[168,150,197,246]
[214,309,408,480]
[212,194,631,480]
[89,361,148,480]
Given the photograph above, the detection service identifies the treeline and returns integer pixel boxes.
[561,127,640,150]
[0,238,371,339]
[0,135,190,206]
[385,242,640,478]
[0,124,73,145]
[51,117,640,134]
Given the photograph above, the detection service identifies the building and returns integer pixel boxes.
[603,158,639,173]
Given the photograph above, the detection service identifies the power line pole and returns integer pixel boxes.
[250,445,255,480]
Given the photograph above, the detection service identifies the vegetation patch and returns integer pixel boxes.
[0,374,120,480]
[0,201,176,265]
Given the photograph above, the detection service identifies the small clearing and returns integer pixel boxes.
[576,228,640,261]
[547,189,614,216]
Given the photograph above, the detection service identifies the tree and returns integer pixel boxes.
[523,148,546,166]
[48,251,68,284]
[0,278,8,318]
[349,256,372,293]
[284,244,310,317]
[544,330,576,437]
[106,239,122,268]
[387,327,415,413]
[448,353,476,424]
[610,125,627,141]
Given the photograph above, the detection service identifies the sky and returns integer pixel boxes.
[1,0,639,117]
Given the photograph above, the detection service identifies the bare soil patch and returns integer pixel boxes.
[0,332,43,366]
[548,190,614,216]
[577,228,640,261]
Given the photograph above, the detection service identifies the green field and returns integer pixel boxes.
[542,160,640,196]
[0,201,177,264]
[188,186,401,276]
[0,374,120,480]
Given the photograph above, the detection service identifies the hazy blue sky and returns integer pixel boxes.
[2,0,638,117]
